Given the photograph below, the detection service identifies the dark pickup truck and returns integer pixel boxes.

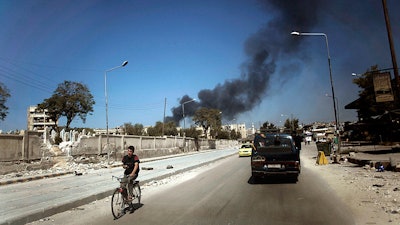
[251,133,301,182]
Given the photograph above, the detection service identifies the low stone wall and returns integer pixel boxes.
[0,133,238,162]
[24,131,42,160]
[0,134,23,161]
[0,131,41,162]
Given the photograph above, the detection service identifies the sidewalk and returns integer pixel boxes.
[332,144,400,170]
[301,141,400,169]
[0,148,237,225]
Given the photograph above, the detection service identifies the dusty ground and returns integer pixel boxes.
[2,144,400,225]
[301,144,400,225]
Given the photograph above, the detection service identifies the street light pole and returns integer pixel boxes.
[105,60,128,163]
[181,99,196,137]
[291,31,339,133]
[325,94,340,130]
[382,0,400,94]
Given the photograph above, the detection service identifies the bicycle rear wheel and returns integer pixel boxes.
[131,183,141,209]
[111,188,127,219]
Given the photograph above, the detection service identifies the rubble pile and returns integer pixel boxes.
[0,155,117,180]
[321,159,400,223]
[0,140,107,179]
[354,169,400,219]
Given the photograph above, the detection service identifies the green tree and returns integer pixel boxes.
[192,107,221,139]
[147,121,178,136]
[350,65,400,142]
[261,121,277,130]
[123,122,144,135]
[147,122,160,136]
[38,81,95,129]
[0,82,10,121]
[352,65,397,121]
[37,94,63,130]
[133,123,144,135]
[217,130,230,139]
[164,121,178,136]
[230,130,242,139]
[184,127,202,139]
[123,122,134,135]
[216,129,241,140]
[284,118,299,131]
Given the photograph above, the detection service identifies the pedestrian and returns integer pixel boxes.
[305,136,312,145]
[292,131,302,150]
[122,145,140,199]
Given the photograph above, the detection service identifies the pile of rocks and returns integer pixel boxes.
[347,165,400,219]
[0,155,116,181]
[312,156,400,223]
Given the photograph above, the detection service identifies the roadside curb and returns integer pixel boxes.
[0,171,74,186]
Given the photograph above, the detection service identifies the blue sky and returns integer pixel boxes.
[0,0,399,132]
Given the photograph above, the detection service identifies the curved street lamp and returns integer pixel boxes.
[105,60,128,163]
[291,31,338,133]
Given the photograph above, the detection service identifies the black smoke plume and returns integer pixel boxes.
[167,0,322,125]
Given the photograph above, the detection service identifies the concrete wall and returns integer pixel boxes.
[24,131,42,160]
[0,131,42,161]
[0,134,23,161]
[0,133,238,162]
[78,134,215,160]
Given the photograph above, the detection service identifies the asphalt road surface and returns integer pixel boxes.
[28,153,355,225]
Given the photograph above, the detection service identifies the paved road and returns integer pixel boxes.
[0,148,237,225]
[115,147,354,225]
[24,143,355,225]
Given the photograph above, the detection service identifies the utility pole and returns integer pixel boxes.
[382,0,400,97]
[162,97,166,136]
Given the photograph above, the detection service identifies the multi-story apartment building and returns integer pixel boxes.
[222,122,248,139]
[27,106,57,133]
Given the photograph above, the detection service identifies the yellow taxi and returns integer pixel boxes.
[238,143,254,157]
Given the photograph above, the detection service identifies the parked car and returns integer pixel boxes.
[238,143,254,157]
[251,133,301,181]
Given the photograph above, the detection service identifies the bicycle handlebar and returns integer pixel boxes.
[112,175,126,181]
[112,174,134,181]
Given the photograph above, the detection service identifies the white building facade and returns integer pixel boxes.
[27,106,57,133]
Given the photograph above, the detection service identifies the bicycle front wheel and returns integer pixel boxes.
[111,188,127,219]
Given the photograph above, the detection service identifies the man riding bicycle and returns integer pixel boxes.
[122,146,140,200]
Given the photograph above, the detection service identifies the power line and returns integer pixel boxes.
[0,56,100,93]
[0,67,52,93]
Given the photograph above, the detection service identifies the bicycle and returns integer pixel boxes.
[111,175,141,219]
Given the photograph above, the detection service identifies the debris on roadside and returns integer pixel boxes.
[74,171,83,176]
[141,167,154,170]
